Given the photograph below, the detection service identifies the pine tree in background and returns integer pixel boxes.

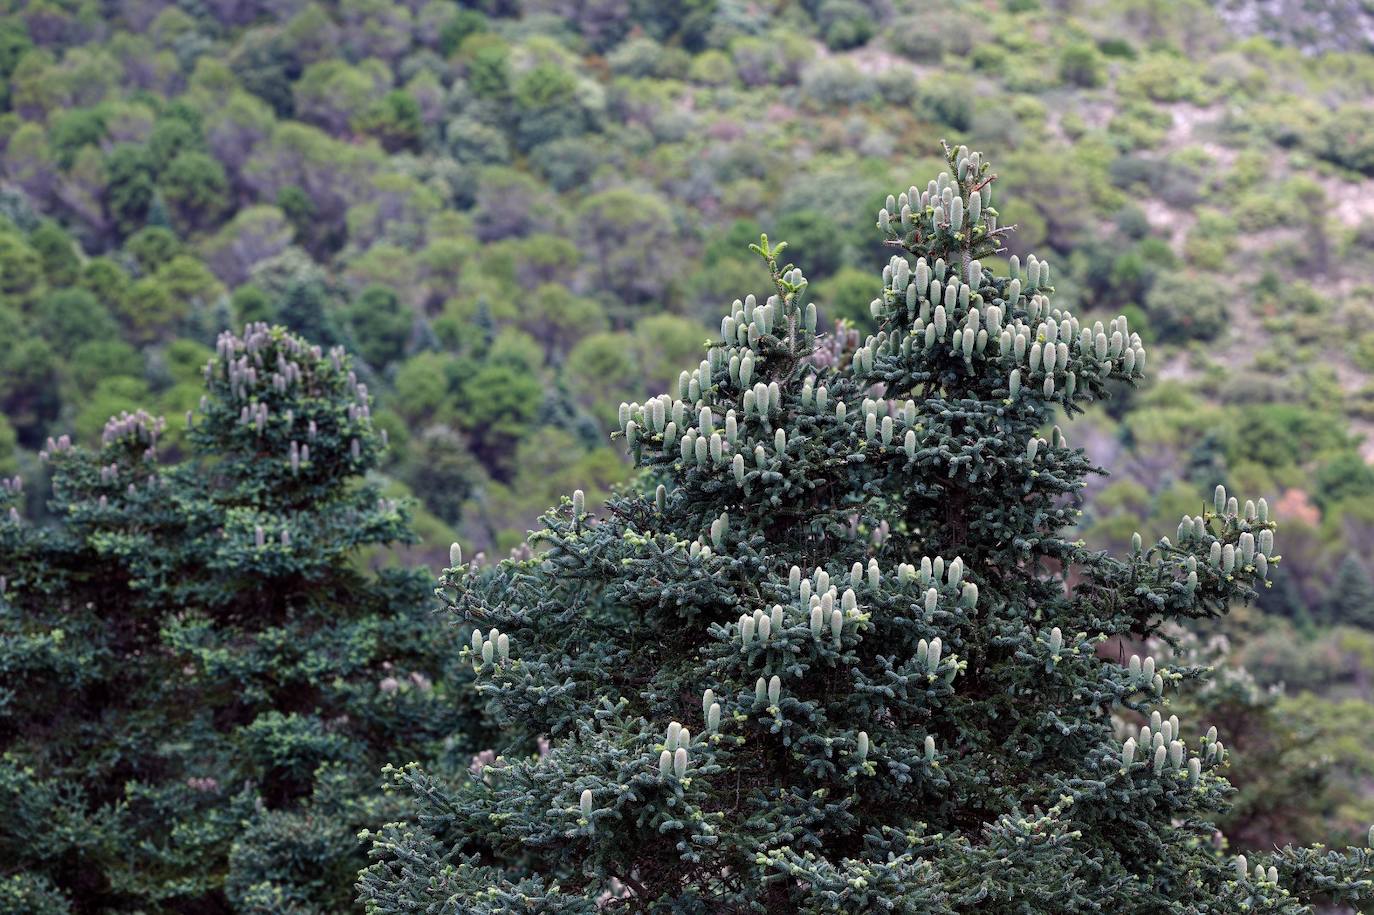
[0,325,481,913]
[359,143,1374,913]
[1325,554,1374,630]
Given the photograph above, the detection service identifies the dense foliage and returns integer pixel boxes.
[0,326,480,913]
[1,0,1373,908]
[358,145,1374,912]
[2,0,1373,590]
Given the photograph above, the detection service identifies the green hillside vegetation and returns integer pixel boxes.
[1,0,1374,910]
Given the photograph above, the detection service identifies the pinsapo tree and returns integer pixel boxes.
[358,144,1374,913]
[0,324,480,913]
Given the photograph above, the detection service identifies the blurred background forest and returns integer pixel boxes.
[2,0,1374,866]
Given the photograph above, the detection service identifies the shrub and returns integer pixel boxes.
[1143,270,1228,343]
[1058,42,1105,88]
[1313,104,1374,176]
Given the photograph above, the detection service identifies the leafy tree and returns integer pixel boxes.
[156,254,225,312]
[392,350,463,426]
[28,221,79,286]
[0,324,480,912]
[160,151,230,231]
[354,90,422,153]
[104,144,157,237]
[0,232,42,298]
[438,8,487,56]
[125,225,182,273]
[230,26,300,117]
[113,276,187,343]
[0,336,60,443]
[445,115,511,166]
[1314,104,1374,176]
[294,59,389,136]
[517,282,607,359]
[812,265,881,333]
[48,107,106,169]
[459,358,543,476]
[146,115,204,174]
[68,338,144,392]
[230,283,275,325]
[71,374,151,443]
[565,330,643,424]
[460,33,512,100]
[816,0,876,51]
[34,288,117,357]
[1059,42,1106,88]
[1143,270,1228,344]
[1314,451,1374,510]
[0,17,33,84]
[346,284,412,369]
[359,145,1374,912]
[403,423,488,526]
[512,62,596,152]
[576,188,676,310]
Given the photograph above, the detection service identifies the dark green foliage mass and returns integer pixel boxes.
[359,146,1374,913]
[0,326,479,913]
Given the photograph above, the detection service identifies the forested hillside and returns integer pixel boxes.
[2,0,1374,909]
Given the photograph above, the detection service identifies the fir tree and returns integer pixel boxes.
[1324,553,1374,630]
[358,145,1374,912]
[0,325,481,913]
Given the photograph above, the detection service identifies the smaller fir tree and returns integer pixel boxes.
[0,324,481,914]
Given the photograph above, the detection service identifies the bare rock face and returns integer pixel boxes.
[1213,0,1374,54]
